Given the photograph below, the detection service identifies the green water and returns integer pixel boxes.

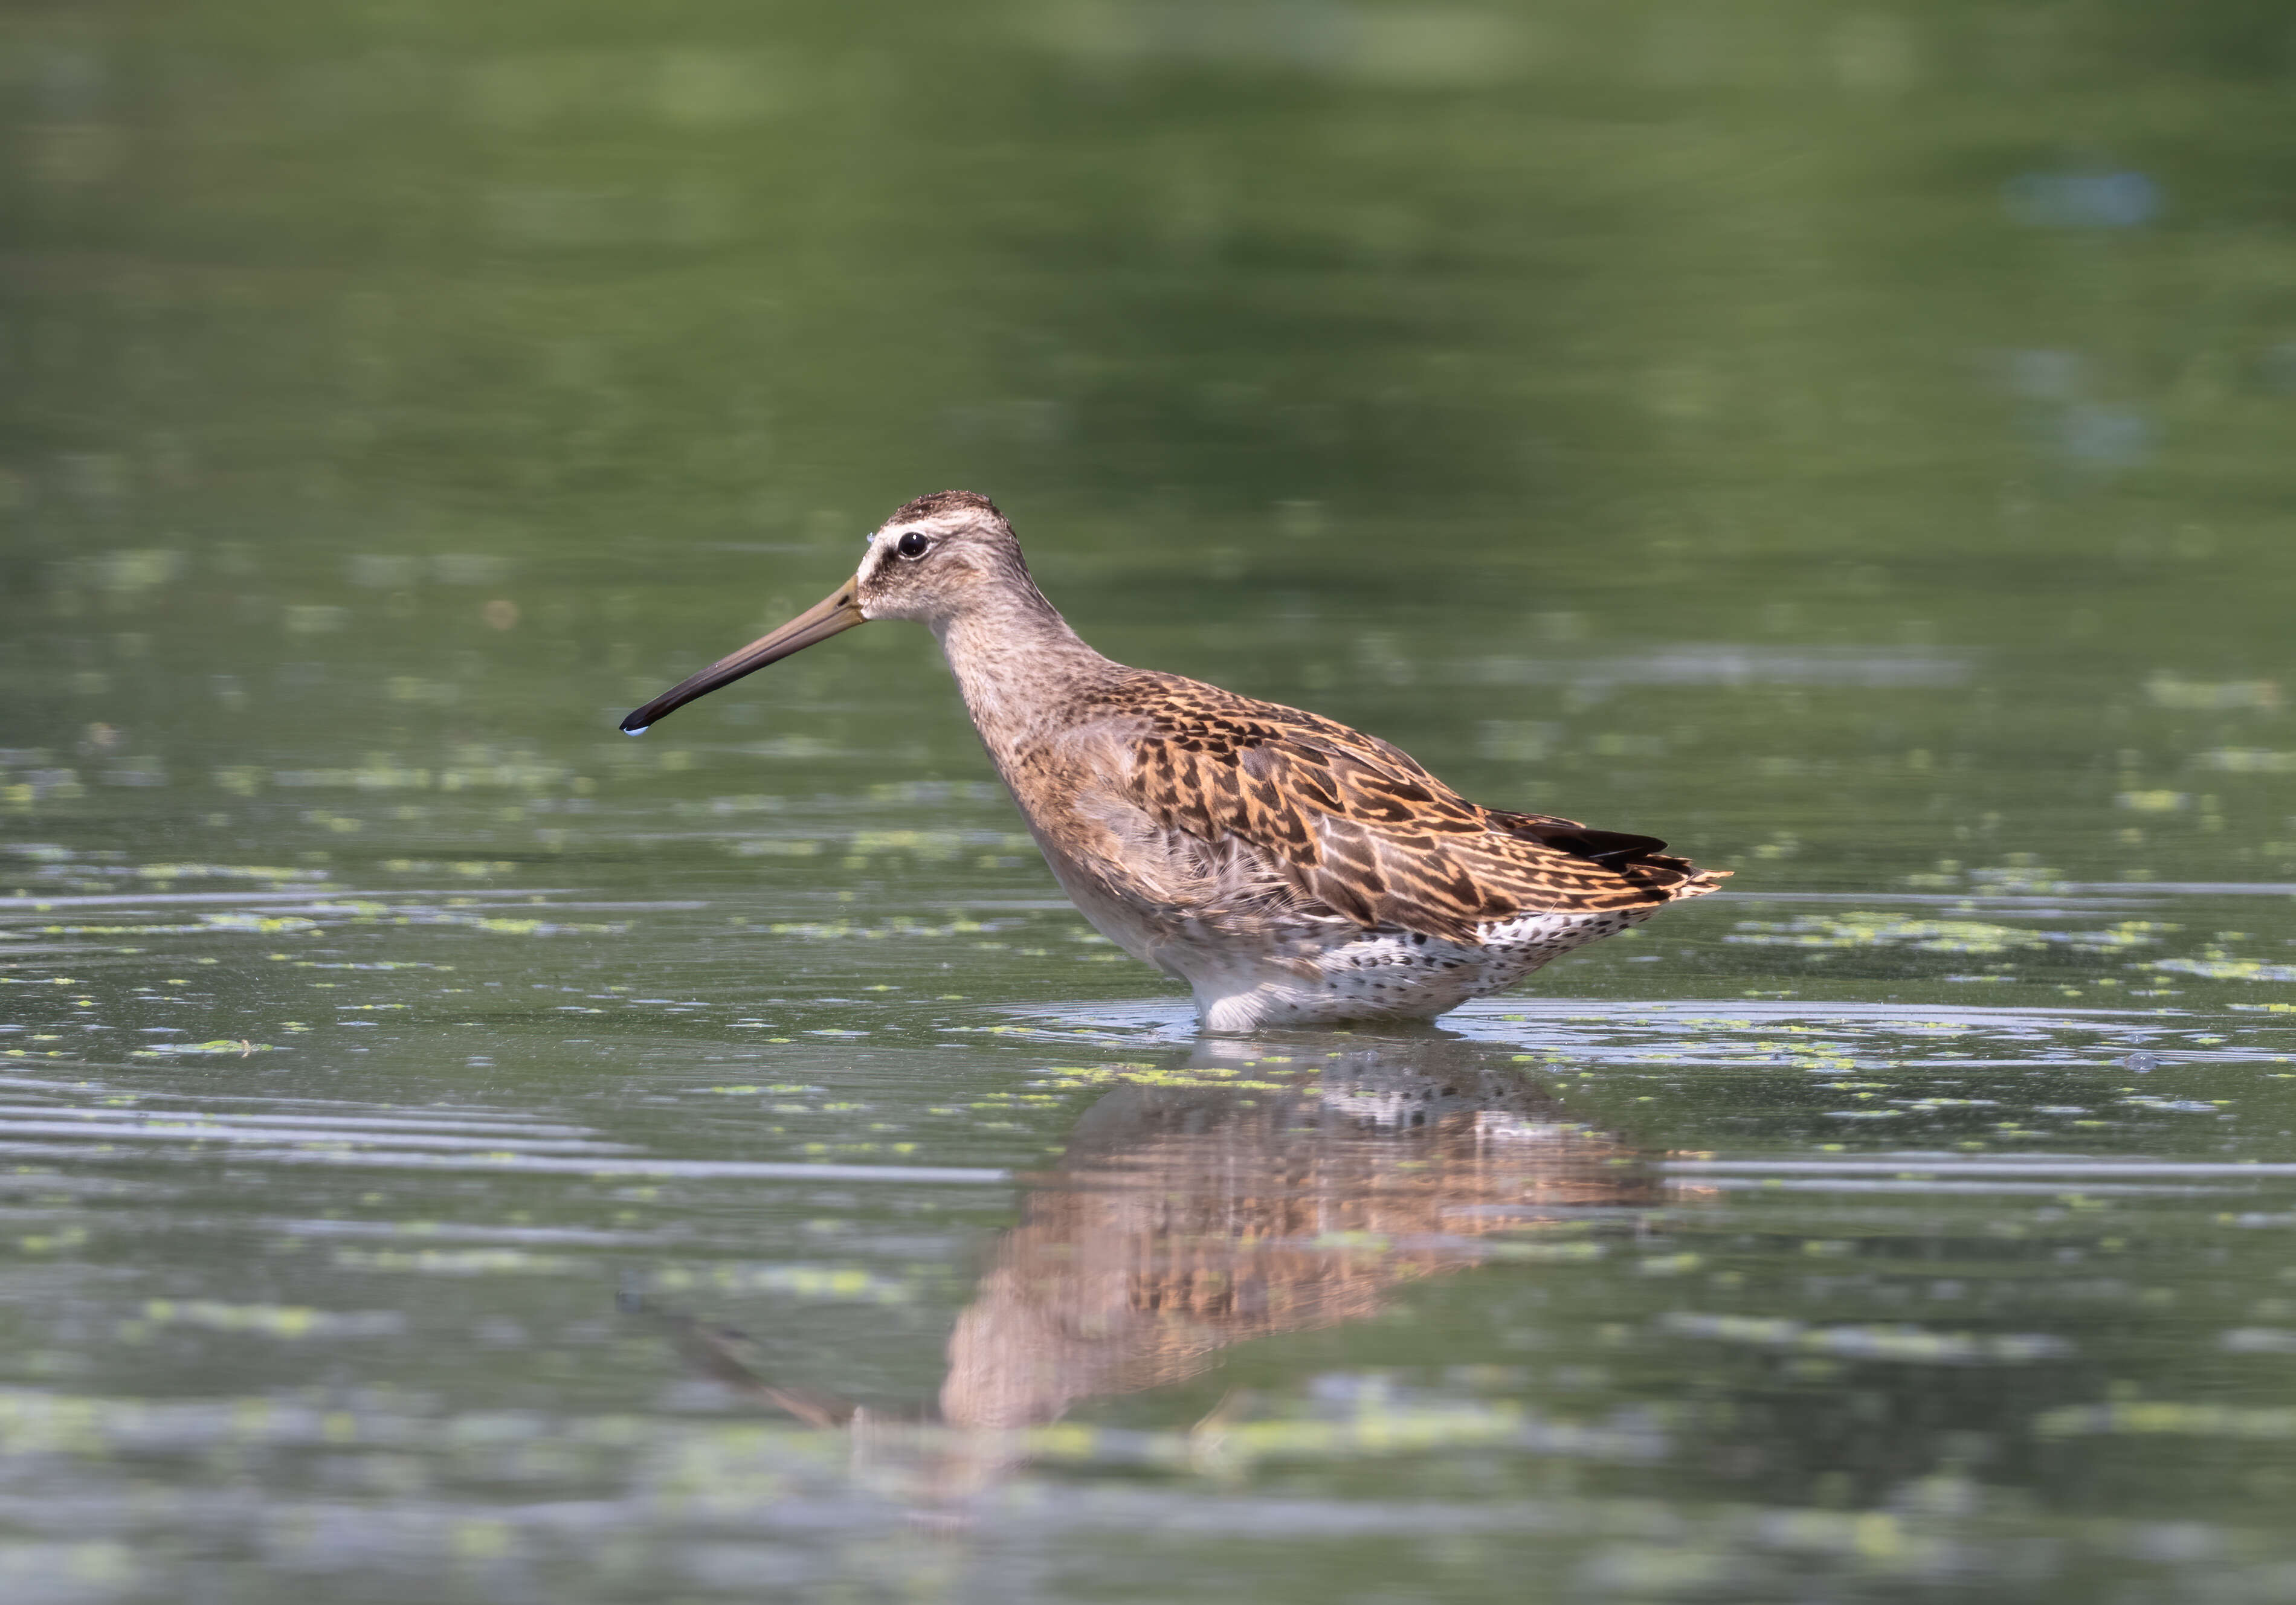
[5,1,2296,1599]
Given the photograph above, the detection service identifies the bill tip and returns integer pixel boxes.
[622,722,649,736]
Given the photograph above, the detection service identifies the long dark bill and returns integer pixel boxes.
[620,585,865,734]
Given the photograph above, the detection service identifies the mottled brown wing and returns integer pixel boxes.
[1120,689,1720,943]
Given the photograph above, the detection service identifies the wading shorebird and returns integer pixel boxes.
[623,491,1726,1031]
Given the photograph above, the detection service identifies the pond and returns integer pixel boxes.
[3,2,2295,1600]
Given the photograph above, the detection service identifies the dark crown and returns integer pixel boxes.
[888,489,1002,526]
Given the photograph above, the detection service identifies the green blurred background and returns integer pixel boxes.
[4,0,2290,888]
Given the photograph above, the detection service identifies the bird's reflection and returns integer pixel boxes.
[940,1035,1653,1432]
[643,1032,1660,1509]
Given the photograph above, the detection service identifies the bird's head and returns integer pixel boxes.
[845,489,1028,626]
[619,489,1025,734]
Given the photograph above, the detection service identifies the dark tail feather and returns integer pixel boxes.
[1491,812,1667,866]
[1489,811,1730,898]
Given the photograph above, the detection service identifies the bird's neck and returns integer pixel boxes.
[932,586,1118,760]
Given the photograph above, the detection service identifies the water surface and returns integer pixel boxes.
[4,2,2295,1600]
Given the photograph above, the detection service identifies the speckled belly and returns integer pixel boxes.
[1180,906,1661,1032]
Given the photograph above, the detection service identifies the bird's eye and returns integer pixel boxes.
[895,530,931,559]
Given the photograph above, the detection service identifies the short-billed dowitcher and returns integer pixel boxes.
[624,491,1725,1030]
